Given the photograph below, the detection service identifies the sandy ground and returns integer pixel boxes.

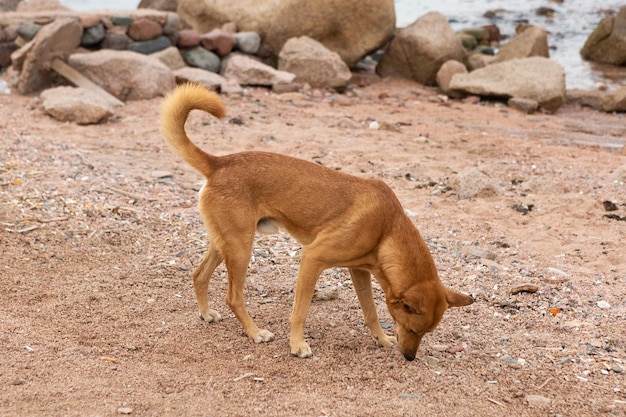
[1,72,625,416]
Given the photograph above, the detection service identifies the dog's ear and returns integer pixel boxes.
[445,287,474,307]
[389,296,422,315]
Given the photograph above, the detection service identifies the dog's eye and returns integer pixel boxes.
[408,329,417,335]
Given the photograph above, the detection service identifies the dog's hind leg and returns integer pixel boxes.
[193,243,223,322]
[223,238,275,344]
[349,268,397,348]
[290,255,326,358]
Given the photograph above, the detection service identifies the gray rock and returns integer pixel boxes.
[234,31,261,55]
[68,49,175,101]
[221,53,295,87]
[376,12,466,86]
[181,46,221,73]
[177,0,395,67]
[580,6,626,65]
[449,57,565,113]
[173,67,227,91]
[81,23,105,47]
[101,33,131,50]
[494,24,549,63]
[127,35,171,55]
[278,36,351,89]
[111,15,132,27]
[40,86,115,125]
[16,23,41,41]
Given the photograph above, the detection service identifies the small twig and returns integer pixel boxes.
[107,187,144,200]
[233,372,254,382]
[486,398,506,407]
[36,216,69,223]
[536,377,554,390]
[11,127,23,142]
[17,225,39,234]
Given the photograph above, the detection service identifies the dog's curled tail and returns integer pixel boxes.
[160,83,226,178]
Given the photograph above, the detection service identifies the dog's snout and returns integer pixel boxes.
[403,353,415,361]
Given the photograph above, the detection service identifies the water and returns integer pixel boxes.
[59,0,625,91]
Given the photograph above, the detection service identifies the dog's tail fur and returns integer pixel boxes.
[160,83,226,178]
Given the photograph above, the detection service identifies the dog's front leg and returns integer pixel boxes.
[290,257,325,358]
[349,268,397,348]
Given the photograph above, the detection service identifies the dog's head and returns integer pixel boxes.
[387,282,473,361]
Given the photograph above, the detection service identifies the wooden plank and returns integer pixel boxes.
[50,57,124,106]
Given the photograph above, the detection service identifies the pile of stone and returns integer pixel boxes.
[1,0,625,124]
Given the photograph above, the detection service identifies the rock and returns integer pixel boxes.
[16,0,69,12]
[597,300,611,309]
[180,45,221,73]
[314,286,339,301]
[0,42,19,68]
[449,57,565,113]
[101,33,131,50]
[128,17,163,42]
[127,35,171,55]
[436,60,467,97]
[278,36,351,89]
[0,0,20,12]
[221,53,295,87]
[234,31,261,55]
[177,29,201,48]
[16,23,41,42]
[376,12,466,86]
[111,15,132,27]
[580,6,626,65]
[449,168,500,199]
[13,17,83,94]
[509,284,539,295]
[138,0,178,12]
[200,28,236,57]
[466,52,497,70]
[117,407,133,415]
[162,13,179,35]
[220,79,243,96]
[508,97,539,114]
[68,49,175,101]
[494,24,549,63]
[602,86,626,112]
[565,89,605,110]
[173,67,227,91]
[40,86,115,124]
[177,0,395,67]
[526,395,551,408]
[81,23,105,47]
[151,46,186,70]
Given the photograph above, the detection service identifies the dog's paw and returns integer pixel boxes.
[198,308,222,323]
[376,334,397,349]
[252,329,275,343]
[290,341,313,358]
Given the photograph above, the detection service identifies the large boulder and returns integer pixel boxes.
[376,12,466,86]
[177,0,395,67]
[580,6,626,65]
[278,36,351,89]
[494,24,549,63]
[449,57,565,113]
[68,50,175,101]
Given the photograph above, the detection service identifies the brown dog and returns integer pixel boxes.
[161,83,473,361]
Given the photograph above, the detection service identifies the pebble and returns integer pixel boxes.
[597,300,611,309]
[424,356,439,367]
[314,286,339,301]
[117,407,133,415]
[526,395,551,408]
[613,366,624,373]
[509,283,539,295]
